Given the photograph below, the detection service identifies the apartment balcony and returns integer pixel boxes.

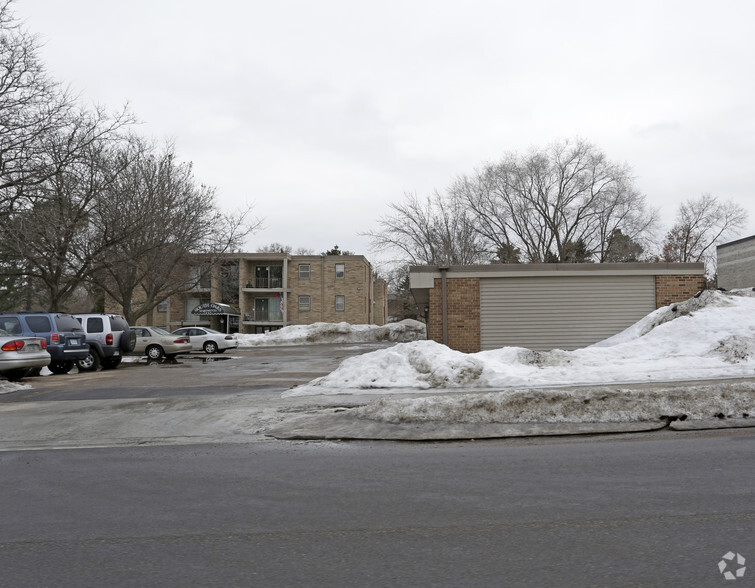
[242,277,288,291]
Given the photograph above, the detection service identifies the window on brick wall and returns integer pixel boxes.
[299,264,310,279]
[335,263,345,279]
[298,296,311,311]
[335,295,345,311]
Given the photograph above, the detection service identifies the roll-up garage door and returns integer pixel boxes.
[480,275,656,351]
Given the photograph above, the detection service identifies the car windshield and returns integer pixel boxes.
[0,328,10,337]
[151,327,171,335]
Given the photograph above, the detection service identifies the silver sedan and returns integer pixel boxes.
[171,327,239,354]
[132,326,193,360]
[0,330,51,380]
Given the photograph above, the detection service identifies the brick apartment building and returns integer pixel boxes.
[143,253,387,333]
[410,262,706,353]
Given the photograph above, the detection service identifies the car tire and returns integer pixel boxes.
[146,345,164,360]
[48,360,74,375]
[101,357,122,370]
[76,351,101,372]
[203,340,218,354]
[3,368,30,381]
[120,329,136,353]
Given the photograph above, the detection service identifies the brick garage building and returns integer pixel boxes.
[410,263,706,353]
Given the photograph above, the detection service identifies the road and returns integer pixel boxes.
[0,432,753,587]
[0,345,753,586]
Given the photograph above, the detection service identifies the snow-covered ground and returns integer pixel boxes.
[236,319,426,347]
[283,289,755,423]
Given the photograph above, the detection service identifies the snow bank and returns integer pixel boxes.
[354,383,754,424]
[0,380,30,395]
[283,289,755,397]
[237,319,426,347]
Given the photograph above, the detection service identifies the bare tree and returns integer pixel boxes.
[256,242,293,254]
[366,191,488,265]
[0,2,131,209]
[90,139,262,324]
[460,139,658,262]
[662,194,748,271]
[369,139,657,267]
[0,114,133,309]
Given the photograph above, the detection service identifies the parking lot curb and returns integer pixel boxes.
[265,412,671,441]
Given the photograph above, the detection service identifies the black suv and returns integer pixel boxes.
[73,313,135,371]
[0,312,90,374]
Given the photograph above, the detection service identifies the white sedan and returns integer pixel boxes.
[132,326,193,360]
[171,327,239,354]
[0,330,51,380]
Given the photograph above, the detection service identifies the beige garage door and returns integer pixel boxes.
[480,275,656,351]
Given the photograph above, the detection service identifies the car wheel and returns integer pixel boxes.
[76,351,101,372]
[3,368,30,381]
[101,357,122,370]
[48,360,74,375]
[146,345,164,360]
[203,340,218,354]
[120,329,136,353]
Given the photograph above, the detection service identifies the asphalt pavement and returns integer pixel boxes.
[0,344,753,450]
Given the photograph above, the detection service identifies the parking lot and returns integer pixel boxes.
[0,344,393,450]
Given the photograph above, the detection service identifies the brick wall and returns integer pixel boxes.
[428,277,480,353]
[655,274,707,308]
[287,256,375,325]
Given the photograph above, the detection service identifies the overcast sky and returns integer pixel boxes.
[15,0,755,263]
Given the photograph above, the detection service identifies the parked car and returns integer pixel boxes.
[0,312,89,374]
[0,329,51,380]
[132,326,192,360]
[171,327,238,354]
[73,313,135,371]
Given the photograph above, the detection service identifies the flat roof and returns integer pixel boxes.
[410,262,705,278]
[717,234,755,250]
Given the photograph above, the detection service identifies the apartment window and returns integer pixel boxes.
[299,264,311,279]
[335,263,345,279]
[335,295,345,312]
[298,295,311,312]
[157,300,168,313]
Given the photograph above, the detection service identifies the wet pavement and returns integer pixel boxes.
[1,344,753,450]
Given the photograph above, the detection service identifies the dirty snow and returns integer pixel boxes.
[283,289,755,423]
[237,319,426,346]
[0,380,31,395]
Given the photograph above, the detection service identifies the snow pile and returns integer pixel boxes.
[354,384,754,424]
[237,319,426,347]
[0,380,30,395]
[283,289,755,397]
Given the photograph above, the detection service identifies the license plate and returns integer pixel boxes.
[69,338,79,345]
[113,350,120,356]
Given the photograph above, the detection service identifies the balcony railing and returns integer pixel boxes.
[244,311,283,322]
[245,277,283,289]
